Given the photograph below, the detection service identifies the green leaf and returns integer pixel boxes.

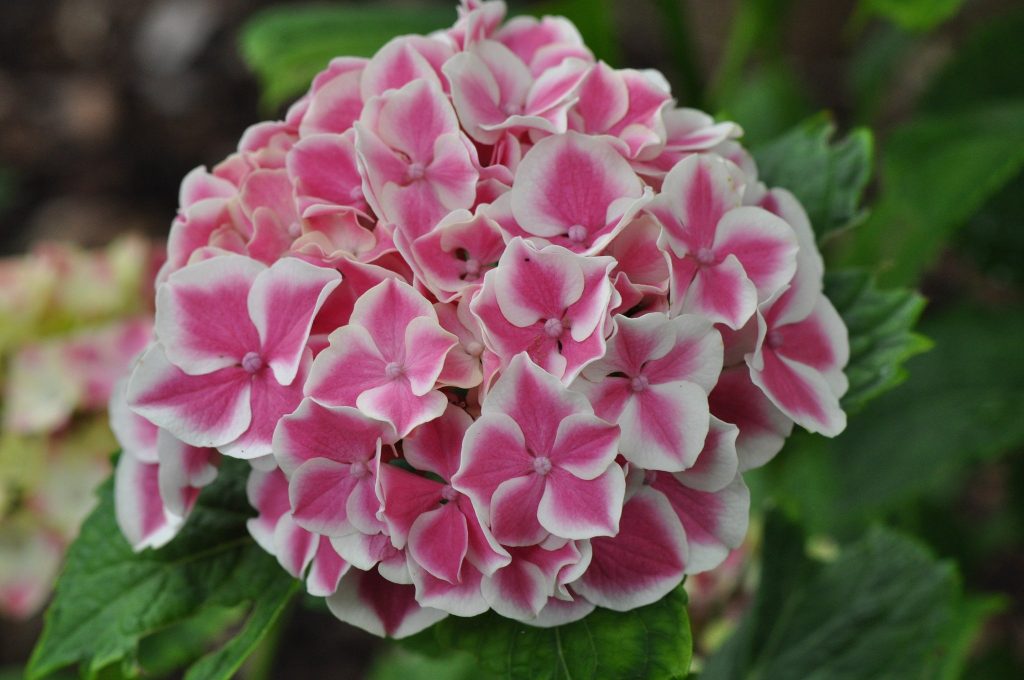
[405,587,692,680]
[240,4,454,109]
[703,517,962,680]
[858,0,966,31]
[716,63,814,146]
[920,8,1024,113]
[27,459,299,680]
[825,269,931,412]
[838,101,1024,286]
[368,646,477,680]
[752,115,874,243]
[136,605,245,677]
[765,303,1024,535]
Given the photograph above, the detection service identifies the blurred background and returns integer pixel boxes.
[1,0,1022,678]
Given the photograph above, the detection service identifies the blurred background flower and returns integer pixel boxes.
[0,237,159,619]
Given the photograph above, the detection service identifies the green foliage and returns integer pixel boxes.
[840,101,1024,286]
[136,606,245,677]
[404,588,692,680]
[920,9,1024,112]
[368,646,477,680]
[825,269,930,412]
[716,63,813,146]
[858,0,966,31]
[240,4,454,109]
[766,304,1024,536]
[752,116,873,243]
[27,458,299,680]
[703,514,963,679]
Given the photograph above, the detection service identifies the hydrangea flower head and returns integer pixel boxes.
[113,0,849,638]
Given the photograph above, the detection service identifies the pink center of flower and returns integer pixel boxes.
[501,101,523,116]
[465,341,484,357]
[350,460,371,478]
[767,330,784,350]
[463,258,481,278]
[441,484,458,502]
[287,221,301,237]
[349,186,364,201]
[385,361,405,379]
[241,351,263,374]
[406,162,426,182]
[567,224,588,243]
[695,247,716,265]
[630,375,650,393]
[543,317,565,338]
[533,456,553,476]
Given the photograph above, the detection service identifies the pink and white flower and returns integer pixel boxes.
[453,353,624,545]
[647,154,798,328]
[111,0,853,638]
[127,255,340,458]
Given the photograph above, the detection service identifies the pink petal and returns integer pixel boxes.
[510,132,644,253]
[109,376,160,463]
[714,206,798,302]
[653,474,750,573]
[114,451,183,551]
[452,412,532,520]
[402,403,472,480]
[246,467,290,553]
[307,540,350,597]
[378,464,444,548]
[273,512,318,578]
[676,416,740,492]
[749,346,847,437]
[272,398,388,475]
[408,504,469,584]
[350,278,437,360]
[408,560,489,617]
[326,568,447,639]
[537,466,625,540]
[289,458,362,537]
[549,413,620,479]
[709,366,793,472]
[618,381,709,471]
[490,473,548,546]
[155,255,264,374]
[649,154,742,255]
[305,324,387,407]
[247,257,341,385]
[156,429,218,518]
[481,558,550,621]
[218,353,309,459]
[677,254,758,330]
[356,379,448,438]
[126,344,252,449]
[573,487,687,610]
[402,316,458,395]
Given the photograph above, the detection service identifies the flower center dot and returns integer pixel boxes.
[767,330,783,350]
[567,224,588,243]
[695,247,716,265]
[241,351,263,374]
[441,485,458,502]
[406,162,426,182]
[385,361,405,379]
[465,341,484,357]
[543,318,565,338]
[463,258,481,277]
[350,460,370,478]
[630,375,650,393]
[501,101,523,116]
[533,456,552,476]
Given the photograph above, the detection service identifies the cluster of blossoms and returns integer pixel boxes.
[112,0,849,637]
[0,236,158,618]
